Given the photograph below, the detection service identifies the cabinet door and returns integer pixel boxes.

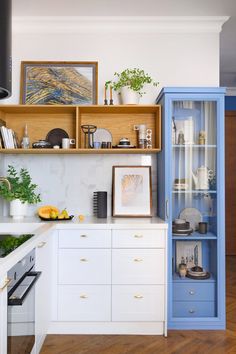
[112,249,164,284]
[35,232,53,353]
[112,229,165,248]
[58,249,111,284]
[59,229,111,248]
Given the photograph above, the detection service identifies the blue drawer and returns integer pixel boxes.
[173,301,215,317]
[173,282,215,301]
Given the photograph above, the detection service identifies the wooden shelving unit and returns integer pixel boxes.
[0,105,161,154]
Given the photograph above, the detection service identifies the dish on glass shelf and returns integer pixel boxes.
[179,207,202,231]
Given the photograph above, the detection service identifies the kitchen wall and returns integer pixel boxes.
[0,17,227,216]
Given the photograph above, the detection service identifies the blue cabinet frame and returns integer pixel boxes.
[156,87,226,329]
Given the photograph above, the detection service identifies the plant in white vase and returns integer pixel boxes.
[0,165,41,219]
[106,68,158,104]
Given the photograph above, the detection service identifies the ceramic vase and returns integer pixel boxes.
[120,86,140,105]
[10,199,28,219]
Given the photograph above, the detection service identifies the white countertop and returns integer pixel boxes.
[0,215,167,277]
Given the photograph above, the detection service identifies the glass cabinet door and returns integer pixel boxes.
[171,99,218,319]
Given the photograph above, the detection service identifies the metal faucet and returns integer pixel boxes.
[0,177,11,190]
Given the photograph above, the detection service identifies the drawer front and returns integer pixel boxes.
[112,249,164,285]
[173,301,215,317]
[112,285,164,321]
[112,229,165,248]
[59,229,111,248]
[173,282,215,302]
[58,285,111,321]
[58,249,111,284]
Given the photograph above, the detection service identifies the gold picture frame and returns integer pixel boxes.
[20,61,98,105]
[112,166,152,217]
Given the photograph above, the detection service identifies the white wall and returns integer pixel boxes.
[0,17,226,217]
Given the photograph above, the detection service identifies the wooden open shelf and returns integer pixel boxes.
[0,105,161,154]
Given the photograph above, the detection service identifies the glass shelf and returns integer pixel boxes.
[172,144,217,148]
[172,231,217,240]
[173,273,216,283]
[172,190,217,194]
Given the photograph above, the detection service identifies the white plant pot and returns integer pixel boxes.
[120,86,140,105]
[10,199,28,220]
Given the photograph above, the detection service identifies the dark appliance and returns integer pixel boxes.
[93,191,107,218]
[0,0,12,99]
[7,249,41,354]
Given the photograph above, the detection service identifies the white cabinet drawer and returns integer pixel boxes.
[112,249,164,284]
[59,229,111,248]
[58,285,111,321]
[112,285,164,321]
[58,249,111,284]
[112,229,165,248]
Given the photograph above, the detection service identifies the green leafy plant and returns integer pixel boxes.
[106,68,158,96]
[0,234,34,256]
[0,165,41,204]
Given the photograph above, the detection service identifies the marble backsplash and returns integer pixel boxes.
[0,154,157,218]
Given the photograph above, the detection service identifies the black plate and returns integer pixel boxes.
[39,215,74,221]
[46,128,69,147]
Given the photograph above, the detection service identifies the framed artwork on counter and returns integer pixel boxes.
[112,165,152,217]
[20,61,98,105]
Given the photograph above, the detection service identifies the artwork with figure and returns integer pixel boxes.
[20,61,98,105]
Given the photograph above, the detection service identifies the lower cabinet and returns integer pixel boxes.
[53,225,167,335]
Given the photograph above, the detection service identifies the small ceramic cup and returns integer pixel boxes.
[179,263,187,278]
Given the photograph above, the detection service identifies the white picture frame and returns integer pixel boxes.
[112,166,152,217]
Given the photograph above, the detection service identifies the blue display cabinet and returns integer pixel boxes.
[156,87,226,329]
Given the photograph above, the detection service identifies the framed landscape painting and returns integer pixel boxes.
[20,61,98,105]
[112,166,152,217]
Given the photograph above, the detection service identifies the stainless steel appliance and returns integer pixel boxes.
[7,249,41,354]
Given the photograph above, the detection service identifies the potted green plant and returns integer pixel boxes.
[106,68,158,104]
[0,165,41,219]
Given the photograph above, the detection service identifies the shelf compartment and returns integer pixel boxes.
[172,231,217,240]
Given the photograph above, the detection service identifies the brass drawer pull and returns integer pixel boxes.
[134,234,143,238]
[189,309,195,314]
[133,258,143,262]
[80,234,87,238]
[134,294,143,299]
[80,294,88,299]
[189,290,195,295]
[0,277,12,291]
[37,241,46,248]
[80,258,88,262]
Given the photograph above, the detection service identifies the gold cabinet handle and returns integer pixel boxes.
[189,309,195,314]
[133,258,143,262]
[134,234,143,238]
[80,234,87,238]
[80,294,88,299]
[189,290,195,295]
[134,294,143,299]
[80,258,88,262]
[37,241,46,248]
[0,277,12,291]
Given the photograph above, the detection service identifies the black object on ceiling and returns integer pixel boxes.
[0,0,12,99]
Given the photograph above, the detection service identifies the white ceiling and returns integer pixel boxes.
[12,0,236,87]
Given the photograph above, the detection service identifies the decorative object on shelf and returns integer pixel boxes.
[134,124,147,148]
[62,138,75,149]
[46,128,69,148]
[20,61,98,105]
[0,165,41,219]
[176,241,202,270]
[172,219,193,236]
[106,68,158,105]
[178,263,187,278]
[81,124,97,148]
[179,207,203,231]
[109,85,114,105]
[146,128,152,149]
[198,130,206,145]
[93,128,112,146]
[175,119,195,145]
[93,142,101,149]
[104,84,108,105]
[198,222,208,234]
[93,191,107,218]
[112,165,152,217]
[21,124,30,149]
[186,266,210,280]
[32,140,52,149]
[192,166,214,190]
[115,137,135,148]
[177,130,185,145]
